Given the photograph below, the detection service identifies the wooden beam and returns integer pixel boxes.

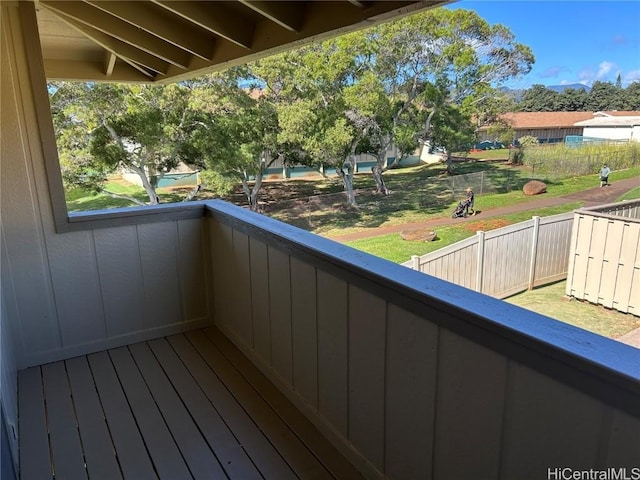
[238,1,306,32]
[103,51,116,76]
[44,59,155,83]
[41,1,192,68]
[152,1,255,49]
[40,9,166,76]
[84,0,216,61]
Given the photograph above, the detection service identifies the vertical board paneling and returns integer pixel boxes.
[268,246,292,383]
[433,329,507,480]
[584,218,609,302]
[94,226,144,336]
[599,222,624,308]
[570,216,593,297]
[290,258,318,409]
[536,219,571,281]
[316,270,348,437]
[137,222,182,328]
[605,408,640,466]
[177,218,208,322]
[210,220,234,330]
[628,247,640,315]
[348,285,386,473]
[249,238,271,365]
[385,304,438,480]
[501,363,604,479]
[232,229,253,346]
[613,222,640,312]
[1,9,61,357]
[47,231,106,346]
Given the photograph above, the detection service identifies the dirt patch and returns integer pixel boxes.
[462,218,511,232]
[399,228,437,242]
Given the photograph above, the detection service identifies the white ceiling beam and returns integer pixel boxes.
[152,1,255,49]
[41,1,191,69]
[84,0,216,61]
[238,1,306,32]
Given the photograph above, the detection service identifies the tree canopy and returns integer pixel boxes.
[52,7,541,210]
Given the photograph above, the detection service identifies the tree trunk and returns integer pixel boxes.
[372,139,391,195]
[445,151,454,175]
[130,164,159,205]
[241,170,263,212]
[250,169,264,212]
[336,160,357,207]
[371,164,389,195]
[417,109,437,161]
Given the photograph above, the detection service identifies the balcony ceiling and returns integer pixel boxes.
[35,0,451,84]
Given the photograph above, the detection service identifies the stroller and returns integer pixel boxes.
[451,198,473,218]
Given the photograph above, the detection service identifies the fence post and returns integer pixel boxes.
[528,216,541,290]
[476,231,485,293]
[411,255,420,271]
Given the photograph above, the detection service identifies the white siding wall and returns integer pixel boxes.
[1,4,213,370]
[583,126,634,141]
[207,205,640,480]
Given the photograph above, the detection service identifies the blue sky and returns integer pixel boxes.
[447,1,640,88]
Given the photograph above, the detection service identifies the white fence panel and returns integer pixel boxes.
[404,213,575,299]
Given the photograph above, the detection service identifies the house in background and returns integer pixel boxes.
[476,111,640,145]
[2,2,639,480]
[574,113,640,143]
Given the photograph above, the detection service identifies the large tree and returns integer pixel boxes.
[345,9,534,185]
[188,69,283,211]
[51,82,197,205]
[252,42,363,206]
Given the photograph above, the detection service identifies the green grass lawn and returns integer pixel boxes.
[268,164,640,237]
[617,187,640,201]
[505,281,640,340]
[66,177,193,212]
[344,202,583,264]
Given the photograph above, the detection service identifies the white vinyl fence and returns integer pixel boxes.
[402,213,575,299]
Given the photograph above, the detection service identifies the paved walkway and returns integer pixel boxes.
[327,176,640,243]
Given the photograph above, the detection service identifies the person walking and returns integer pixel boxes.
[600,164,611,187]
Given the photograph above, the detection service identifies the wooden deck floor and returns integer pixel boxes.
[18,328,364,480]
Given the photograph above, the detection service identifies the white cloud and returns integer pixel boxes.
[624,69,640,84]
[596,61,618,80]
[578,68,595,85]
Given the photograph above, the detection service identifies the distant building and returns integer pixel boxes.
[476,111,640,145]
[573,113,640,143]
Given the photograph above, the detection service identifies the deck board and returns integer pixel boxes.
[148,337,263,480]
[65,356,123,480]
[128,342,228,479]
[18,328,361,480]
[87,351,158,480]
[18,367,52,479]
[41,362,88,480]
[108,346,193,479]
